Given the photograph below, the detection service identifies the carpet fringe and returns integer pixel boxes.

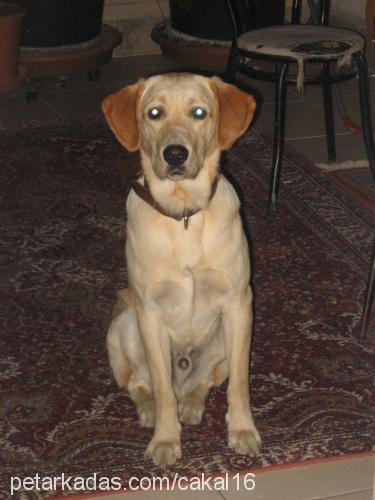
[316,159,369,172]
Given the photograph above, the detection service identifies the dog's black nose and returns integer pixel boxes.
[163,144,188,167]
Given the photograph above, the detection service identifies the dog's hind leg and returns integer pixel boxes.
[107,289,154,427]
[107,315,132,389]
[127,377,154,428]
[178,381,211,425]
[177,360,228,425]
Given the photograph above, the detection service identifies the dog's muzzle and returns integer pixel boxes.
[163,144,188,176]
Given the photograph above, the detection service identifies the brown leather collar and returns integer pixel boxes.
[131,173,220,229]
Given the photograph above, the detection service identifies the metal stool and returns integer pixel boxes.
[225,0,375,212]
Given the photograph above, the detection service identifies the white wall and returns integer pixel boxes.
[331,0,367,24]
[103,0,168,56]
[285,0,367,28]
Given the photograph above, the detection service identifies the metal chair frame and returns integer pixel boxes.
[225,0,375,212]
[225,0,375,338]
[360,236,375,339]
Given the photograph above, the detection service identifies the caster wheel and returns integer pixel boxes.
[55,77,68,89]
[87,68,101,82]
[27,91,38,103]
[26,78,43,102]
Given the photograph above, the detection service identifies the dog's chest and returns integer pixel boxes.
[175,235,204,271]
[152,267,228,347]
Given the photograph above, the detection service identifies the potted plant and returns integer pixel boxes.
[4,0,121,89]
[0,2,26,93]
[152,0,232,72]
[7,0,105,48]
[152,0,285,72]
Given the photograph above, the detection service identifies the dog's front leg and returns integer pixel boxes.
[222,287,261,457]
[136,304,181,466]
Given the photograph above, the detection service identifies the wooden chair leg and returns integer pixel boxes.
[268,62,288,213]
[322,62,336,163]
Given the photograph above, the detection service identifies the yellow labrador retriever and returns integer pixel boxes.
[103,73,261,466]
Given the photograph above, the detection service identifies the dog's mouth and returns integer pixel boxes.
[167,165,188,180]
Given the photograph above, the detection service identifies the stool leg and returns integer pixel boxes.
[268,63,288,213]
[225,44,238,83]
[360,236,375,340]
[322,62,336,163]
[354,52,375,180]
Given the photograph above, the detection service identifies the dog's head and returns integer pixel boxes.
[102,74,256,182]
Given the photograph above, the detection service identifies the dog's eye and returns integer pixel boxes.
[147,107,164,120]
[191,106,207,120]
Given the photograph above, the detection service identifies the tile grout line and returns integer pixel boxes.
[37,85,114,95]
[285,132,353,141]
[37,96,65,119]
[217,490,227,500]
[156,0,168,19]
[311,488,373,500]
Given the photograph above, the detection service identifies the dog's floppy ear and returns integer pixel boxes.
[210,77,256,150]
[102,81,144,152]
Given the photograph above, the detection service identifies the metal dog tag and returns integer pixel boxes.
[183,208,189,230]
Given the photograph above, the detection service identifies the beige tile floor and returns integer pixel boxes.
[1,52,374,166]
[73,455,375,500]
[1,52,374,500]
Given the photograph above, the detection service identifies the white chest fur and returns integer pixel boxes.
[125,177,250,349]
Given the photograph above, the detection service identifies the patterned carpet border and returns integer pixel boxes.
[326,168,375,210]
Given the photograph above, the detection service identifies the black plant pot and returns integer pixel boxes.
[8,0,104,47]
[171,0,233,41]
[170,0,285,42]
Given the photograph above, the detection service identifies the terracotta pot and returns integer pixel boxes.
[151,21,230,73]
[19,25,123,78]
[0,2,26,93]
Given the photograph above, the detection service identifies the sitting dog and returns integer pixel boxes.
[103,73,260,466]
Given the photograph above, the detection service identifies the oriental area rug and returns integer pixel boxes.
[0,116,374,498]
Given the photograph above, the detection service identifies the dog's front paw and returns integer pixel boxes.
[145,439,181,466]
[178,397,204,425]
[228,428,261,457]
